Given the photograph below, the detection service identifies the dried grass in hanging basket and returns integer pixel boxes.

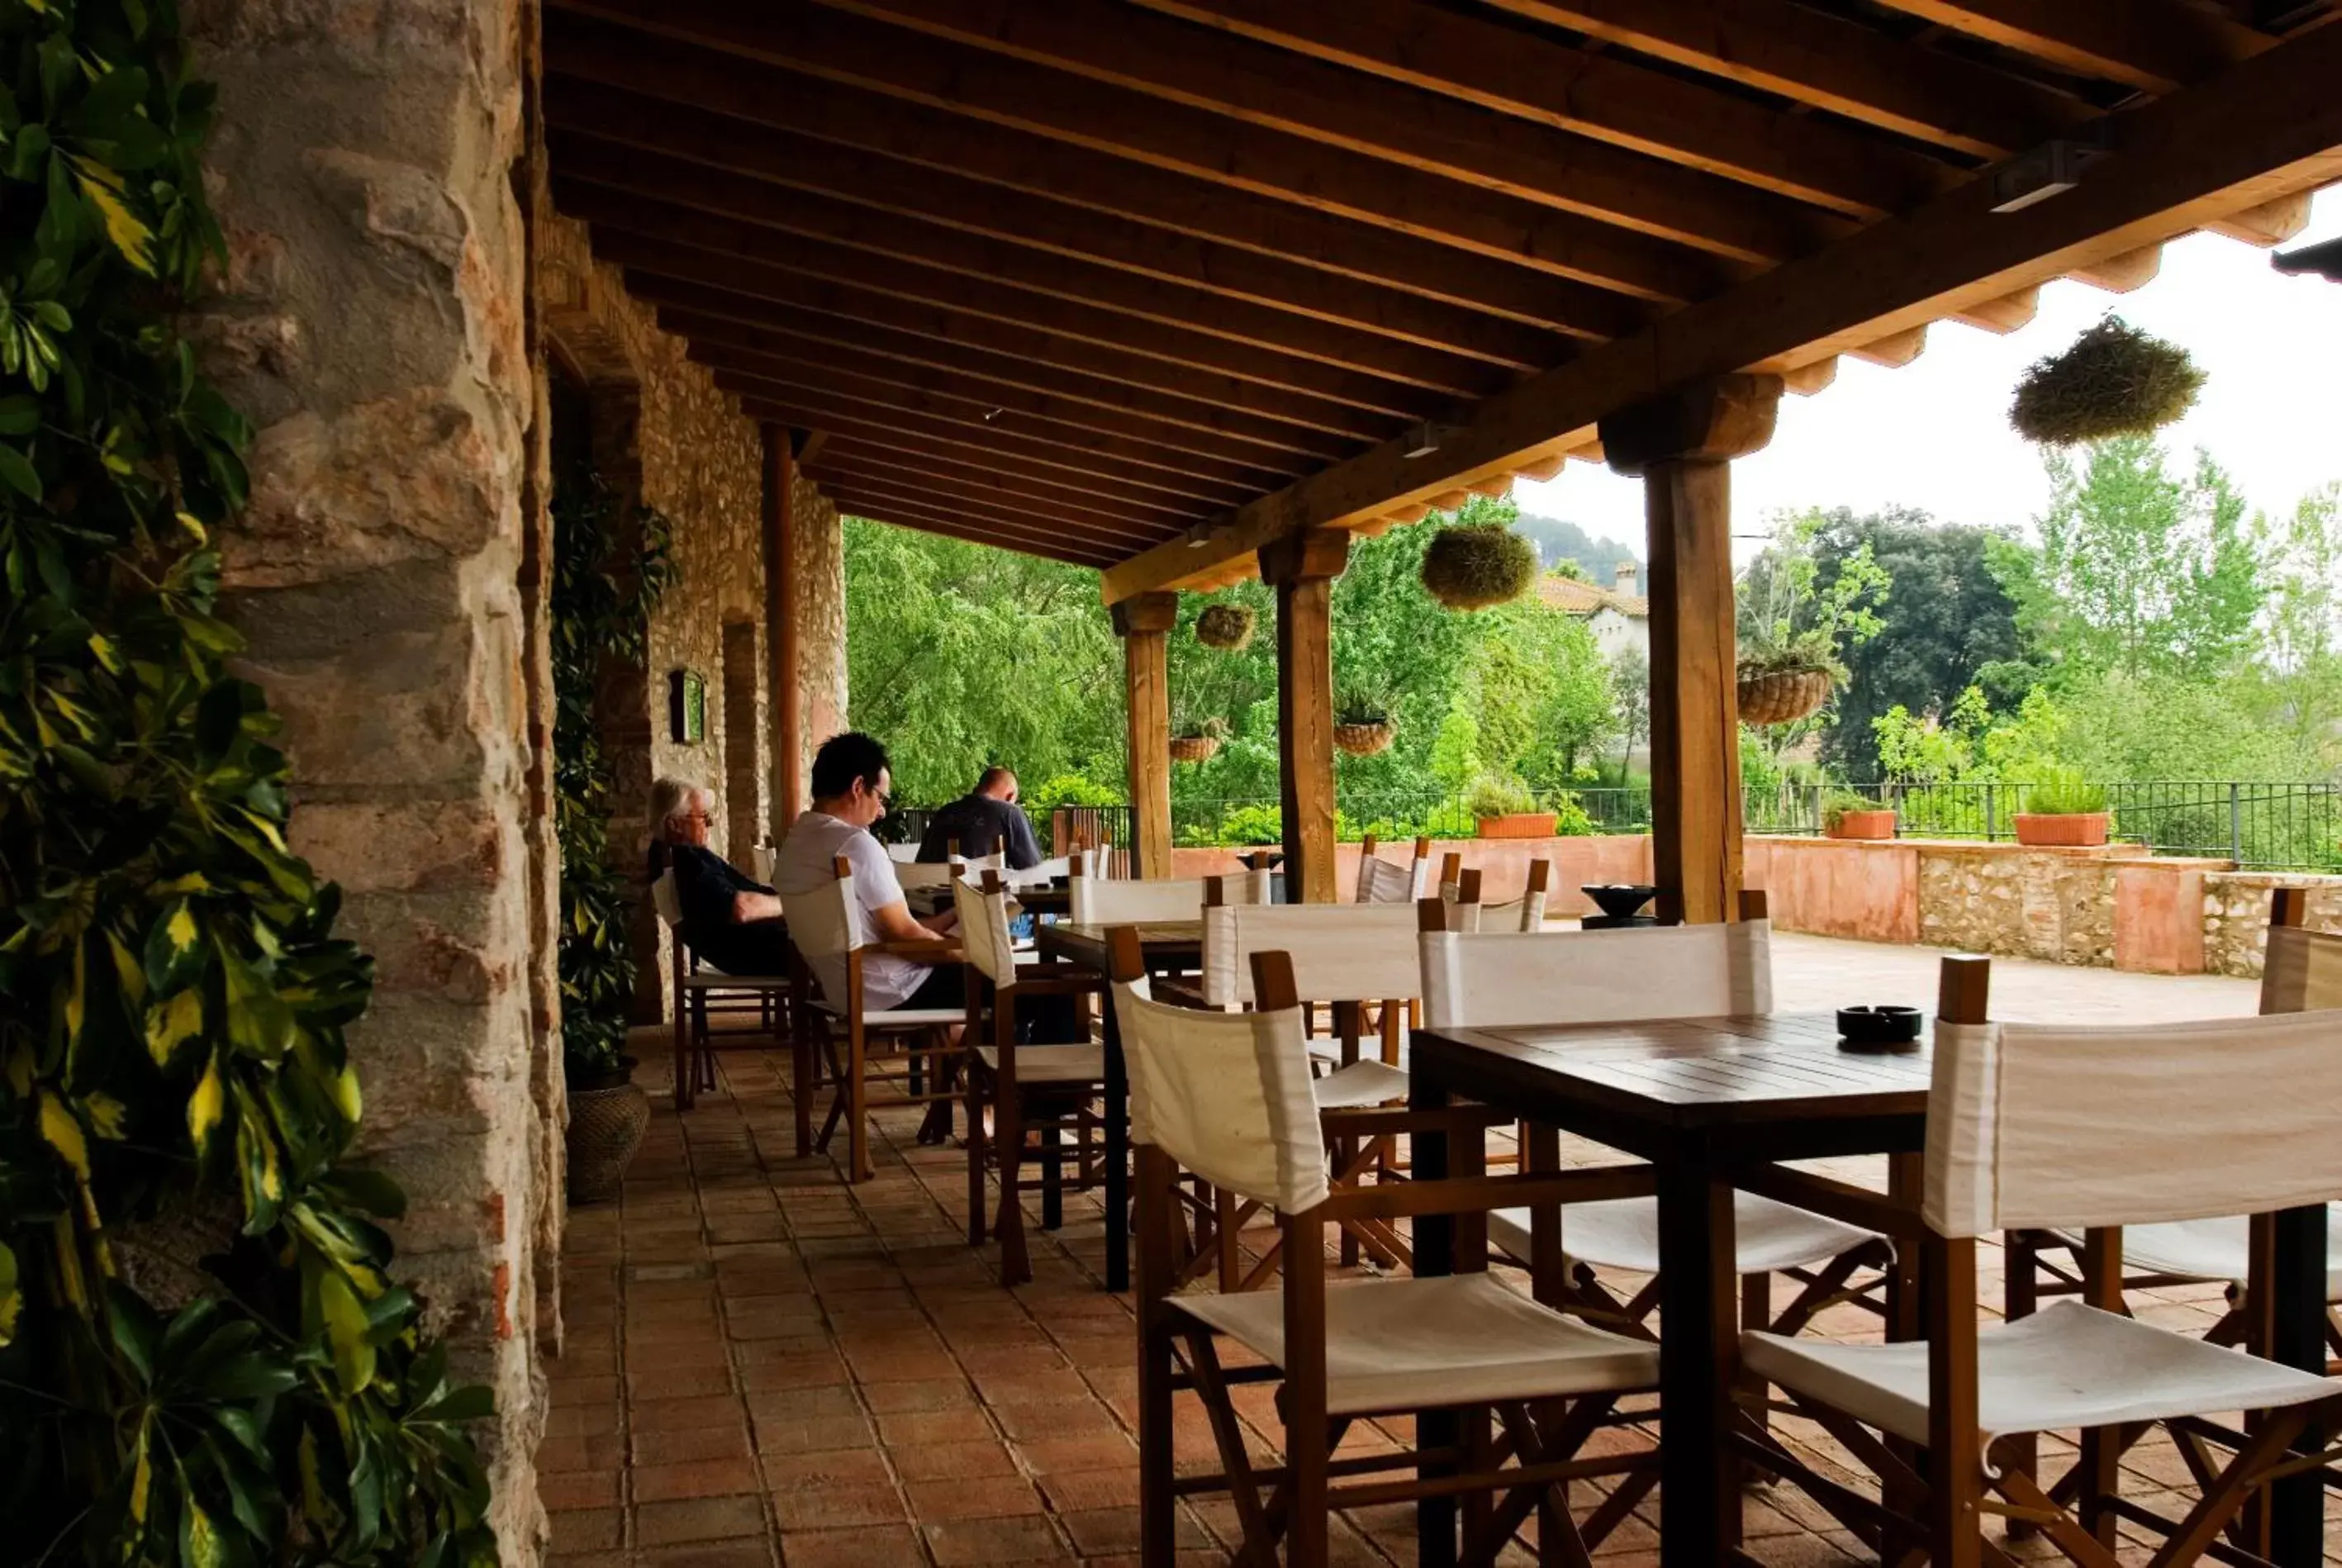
[1169,734,1222,764]
[1736,665,1838,726]
[1421,523,1537,611]
[2009,317,2205,446]
[1334,721,1394,757]
[1195,602,1256,651]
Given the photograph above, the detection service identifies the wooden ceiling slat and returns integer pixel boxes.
[687,338,1337,476]
[653,306,1371,460]
[724,385,1247,512]
[560,183,1510,398]
[823,492,1126,566]
[549,13,1660,340]
[1105,20,2342,601]
[810,0,1836,264]
[547,120,1585,363]
[1134,0,1952,219]
[1481,0,2089,159]
[808,440,1210,534]
[739,396,1221,521]
[810,469,1170,549]
[550,0,1728,303]
[708,360,1282,501]
[612,253,1442,426]
[1869,1,2272,94]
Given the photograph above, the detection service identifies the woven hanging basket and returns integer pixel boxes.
[2009,317,2205,445]
[1421,524,1537,611]
[567,1079,650,1203]
[1736,666,1837,726]
[1168,734,1222,764]
[1195,603,1256,652]
[1334,721,1394,757]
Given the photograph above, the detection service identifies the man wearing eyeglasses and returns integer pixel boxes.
[771,730,962,1013]
[648,776,789,976]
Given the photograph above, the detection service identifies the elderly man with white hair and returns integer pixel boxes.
[645,777,788,975]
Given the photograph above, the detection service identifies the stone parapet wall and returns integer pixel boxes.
[2202,872,2342,976]
[1911,843,2131,967]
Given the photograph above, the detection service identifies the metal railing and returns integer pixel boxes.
[889,802,1135,864]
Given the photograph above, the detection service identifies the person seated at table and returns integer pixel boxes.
[772,732,964,1013]
[916,766,1043,870]
[646,776,791,976]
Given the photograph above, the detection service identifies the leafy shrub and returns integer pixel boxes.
[2011,317,2204,446]
[1421,523,1537,611]
[1026,772,1122,810]
[1465,773,1537,819]
[1214,802,1284,846]
[1821,789,1880,833]
[2021,767,2109,815]
[1547,791,1598,837]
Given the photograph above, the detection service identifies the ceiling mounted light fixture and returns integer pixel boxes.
[1990,129,2113,214]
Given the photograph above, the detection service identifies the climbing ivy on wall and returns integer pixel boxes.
[0,3,497,1563]
[552,469,674,1084]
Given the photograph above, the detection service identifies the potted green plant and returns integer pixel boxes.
[1421,521,1537,611]
[1736,630,1847,727]
[2012,767,2111,847]
[2010,316,2204,446]
[1466,772,1556,839]
[1195,601,1257,651]
[1822,788,1897,841]
[1169,712,1228,764]
[1334,683,1395,756]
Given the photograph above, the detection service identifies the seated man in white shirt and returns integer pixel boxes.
[772,731,962,1016]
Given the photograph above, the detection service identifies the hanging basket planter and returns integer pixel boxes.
[1169,734,1222,764]
[1736,665,1838,726]
[1334,721,1394,757]
[1195,603,1256,651]
[2009,317,2205,446]
[1421,523,1537,611]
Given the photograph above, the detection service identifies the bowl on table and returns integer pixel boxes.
[1580,883,1657,919]
[1836,1005,1922,1050]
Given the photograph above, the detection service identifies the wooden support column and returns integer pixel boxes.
[763,425,804,833]
[1111,592,1178,879]
[1261,530,1350,905]
[1600,376,1782,926]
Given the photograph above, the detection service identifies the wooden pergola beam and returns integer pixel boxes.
[1102,21,2342,602]
[814,474,1170,554]
[824,491,1127,567]
[1870,1,2272,94]
[545,84,1603,360]
[621,263,1432,431]
[1483,0,2088,159]
[806,445,1200,536]
[550,0,1727,304]
[1136,0,1952,219]
[545,13,1654,341]
[653,306,1364,464]
[565,188,1508,401]
[813,0,1837,265]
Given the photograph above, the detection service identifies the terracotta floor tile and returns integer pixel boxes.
[1037,1467,1141,1513]
[777,1526,927,1567]
[759,1447,895,1489]
[537,1433,626,1474]
[539,1468,623,1512]
[887,1439,1019,1482]
[905,1475,1046,1521]
[876,1408,1000,1447]
[545,1506,623,1555]
[634,1493,771,1547]
[635,1543,776,1568]
[750,1412,876,1456]
[631,1424,753,1466]
[860,1377,976,1414]
[771,1481,910,1532]
[922,1514,1072,1566]
[629,1365,738,1400]
[631,1394,748,1433]
[633,1457,762,1503]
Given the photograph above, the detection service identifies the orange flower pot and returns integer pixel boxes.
[1826,810,1898,841]
[2012,811,2108,848]
[1475,812,1557,840]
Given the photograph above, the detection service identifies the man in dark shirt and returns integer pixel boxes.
[646,777,788,976]
[916,767,1043,869]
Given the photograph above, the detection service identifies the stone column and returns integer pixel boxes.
[1261,530,1351,905]
[1599,375,1783,925]
[1112,592,1178,878]
[191,0,550,1559]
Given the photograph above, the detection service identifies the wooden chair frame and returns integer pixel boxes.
[1736,954,2342,1568]
[667,928,796,1114]
[1120,930,1665,1568]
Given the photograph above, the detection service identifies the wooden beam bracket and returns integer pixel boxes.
[1111,591,1181,638]
[1598,373,1784,477]
[1257,529,1352,587]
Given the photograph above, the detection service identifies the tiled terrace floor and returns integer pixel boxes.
[544,936,2339,1566]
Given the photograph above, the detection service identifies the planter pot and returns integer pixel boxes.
[1826,810,1898,841]
[567,1062,649,1203]
[1195,604,1256,651]
[2012,811,2109,848]
[1736,667,1836,726]
[1475,811,1557,840]
[1168,734,1221,764]
[1333,721,1394,757]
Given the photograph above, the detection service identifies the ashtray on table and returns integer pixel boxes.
[1580,882,1657,930]
[1836,1005,1922,1051]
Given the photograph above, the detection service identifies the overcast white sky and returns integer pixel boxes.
[1512,185,2342,564]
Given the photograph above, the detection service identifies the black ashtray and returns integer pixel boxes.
[1581,882,1657,919]
[1836,1005,1922,1050]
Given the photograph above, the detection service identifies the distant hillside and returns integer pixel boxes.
[1514,513,1643,581]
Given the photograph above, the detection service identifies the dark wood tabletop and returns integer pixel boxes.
[1036,919,1202,965]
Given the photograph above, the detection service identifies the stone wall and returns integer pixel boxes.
[791,468,849,792]
[190,0,550,1556]
[1913,843,2130,967]
[2203,872,2342,976]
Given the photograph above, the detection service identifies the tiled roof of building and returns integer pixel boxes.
[1537,573,1646,619]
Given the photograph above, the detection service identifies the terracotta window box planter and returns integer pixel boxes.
[2012,811,2109,848]
[1475,812,1557,839]
[1825,810,1898,842]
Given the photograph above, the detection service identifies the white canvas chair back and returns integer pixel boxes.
[886,841,921,862]
[1071,869,1268,925]
[2263,924,2342,1014]
[778,867,864,961]
[1419,920,1772,1031]
[1201,902,1423,1009]
[1437,888,1548,934]
[1113,973,1328,1214]
[1353,852,1419,905]
[1924,1008,2342,1239]
[1009,855,1070,887]
[651,868,682,929]
[952,877,1019,988]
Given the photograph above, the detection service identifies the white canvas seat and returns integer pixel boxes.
[1745,1298,2340,1448]
[2045,1209,2342,1300]
[1069,866,1267,924]
[1432,860,1553,934]
[1174,1272,1658,1418]
[974,1041,1106,1082]
[1352,834,1431,905]
[1489,1190,1879,1279]
[853,1005,965,1028]
[1309,1059,1411,1110]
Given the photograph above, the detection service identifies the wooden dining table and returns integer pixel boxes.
[1033,919,1202,1293]
[1407,1011,2332,1568]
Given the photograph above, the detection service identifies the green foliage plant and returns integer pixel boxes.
[1420,520,1537,611]
[1820,789,1880,834]
[1194,601,1254,652]
[2021,766,2108,817]
[2010,316,2204,447]
[1025,772,1122,810]
[1545,791,1597,837]
[1464,773,1537,820]
[552,472,674,1086]
[0,3,497,1562]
